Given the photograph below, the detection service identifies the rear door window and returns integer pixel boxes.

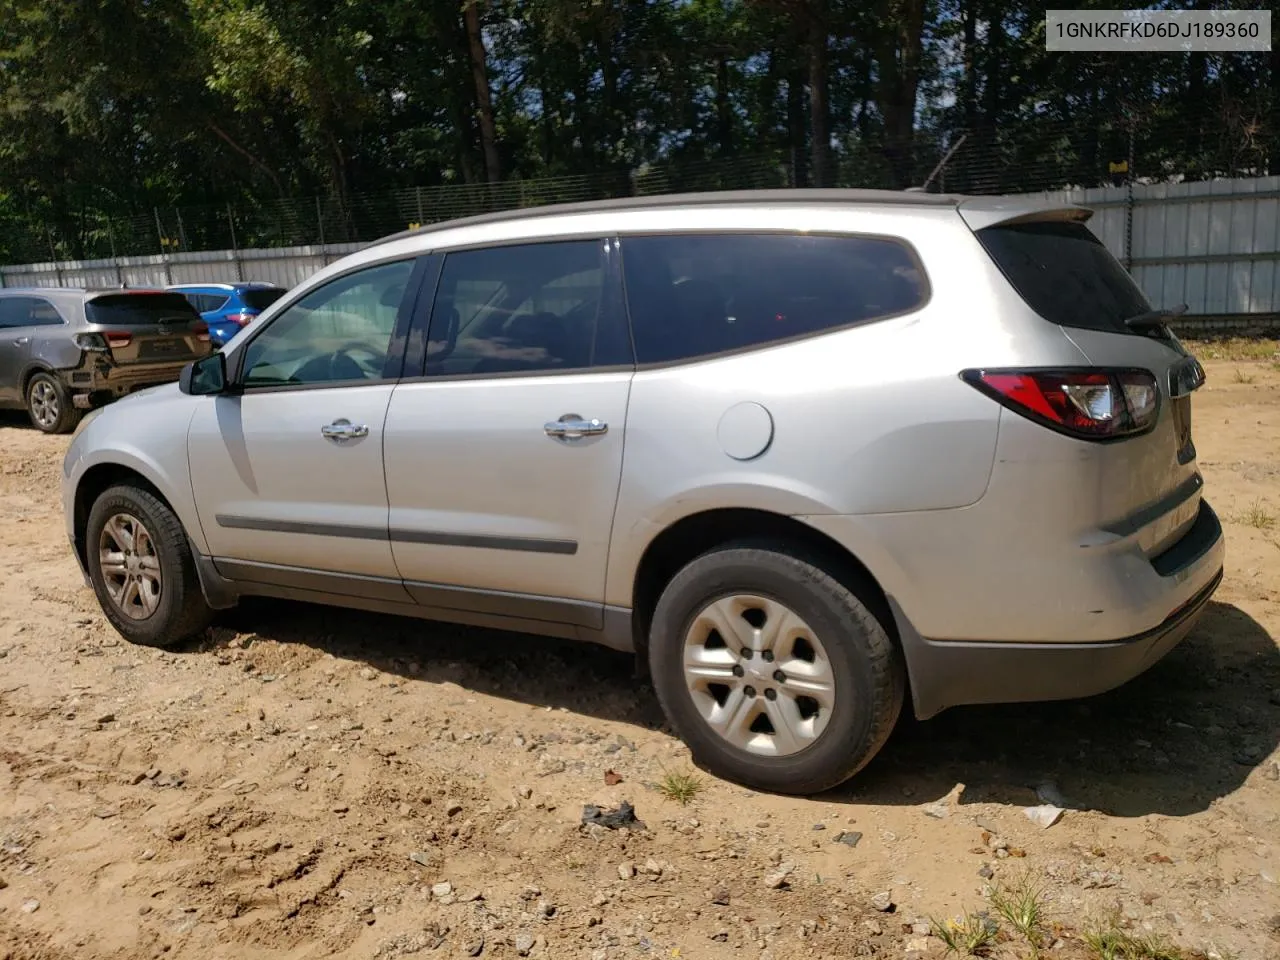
[620,233,928,364]
[86,293,201,326]
[976,221,1151,335]
[0,296,63,327]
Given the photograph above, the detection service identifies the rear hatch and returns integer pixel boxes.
[966,211,1206,558]
[85,292,211,365]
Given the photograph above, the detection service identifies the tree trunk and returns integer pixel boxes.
[787,69,809,187]
[716,56,733,156]
[807,15,831,188]
[877,0,926,189]
[463,1,501,183]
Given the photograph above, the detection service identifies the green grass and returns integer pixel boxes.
[1243,500,1275,530]
[988,874,1048,957]
[931,909,999,956]
[1083,913,1193,960]
[1182,337,1280,362]
[656,768,703,805]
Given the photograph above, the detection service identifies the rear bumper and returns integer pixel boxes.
[891,501,1224,719]
[61,359,193,408]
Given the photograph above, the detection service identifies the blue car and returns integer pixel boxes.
[167,282,287,347]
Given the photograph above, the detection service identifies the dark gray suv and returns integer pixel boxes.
[0,288,212,433]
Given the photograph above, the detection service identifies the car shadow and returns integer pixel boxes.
[203,597,1278,818]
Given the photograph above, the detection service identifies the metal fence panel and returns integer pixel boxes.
[4,178,1280,323]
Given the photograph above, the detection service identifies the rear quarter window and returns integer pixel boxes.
[621,232,928,364]
[86,293,201,326]
[976,220,1151,335]
[240,289,286,311]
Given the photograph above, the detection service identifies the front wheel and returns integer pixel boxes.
[648,542,904,795]
[85,484,214,648]
[26,372,81,434]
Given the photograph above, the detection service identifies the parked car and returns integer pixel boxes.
[0,288,212,433]
[167,282,286,347]
[61,190,1223,795]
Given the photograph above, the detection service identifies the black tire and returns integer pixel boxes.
[85,484,214,648]
[25,371,81,434]
[648,541,904,796]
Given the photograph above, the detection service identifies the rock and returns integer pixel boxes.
[139,849,156,861]
[1266,762,1280,782]
[445,799,464,817]
[464,937,484,957]
[432,882,452,898]
[93,806,119,819]
[1024,804,1064,828]
[904,937,932,959]
[21,898,39,914]
[516,785,533,800]
[835,831,862,847]
[763,861,795,890]
[513,933,535,956]
[213,837,235,853]
[0,876,7,890]
[408,852,432,867]
[870,891,895,913]
[922,802,949,819]
[710,886,730,906]
[978,865,994,879]
[1036,780,1067,807]
[618,862,636,880]
[360,668,376,680]
[911,922,930,936]
[709,930,729,942]
[96,713,116,724]
[537,899,556,918]
[862,919,882,936]
[642,859,663,877]
[581,801,643,831]
[812,823,826,831]
[397,803,413,817]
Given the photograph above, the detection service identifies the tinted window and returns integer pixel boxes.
[241,288,286,311]
[424,239,630,376]
[201,294,231,312]
[977,221,1150,335]
[242,259,414,386]
[0,296,64,327]
[621,233,927,364]
[86,293,200,326]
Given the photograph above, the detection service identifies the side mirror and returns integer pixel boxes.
[179,352,228,396]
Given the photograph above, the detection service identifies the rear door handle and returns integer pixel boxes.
[544,415,608,440]
[320,418,369,442]
[15,337,29,345]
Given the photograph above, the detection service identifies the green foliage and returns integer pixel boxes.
[0,0,1274,262]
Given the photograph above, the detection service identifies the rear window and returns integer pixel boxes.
[86,293,200,326]
[241,288,286,311]
[622,233,928,364]
[977,221,1151,335]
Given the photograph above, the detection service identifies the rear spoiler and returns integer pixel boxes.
[957,197,1093,232]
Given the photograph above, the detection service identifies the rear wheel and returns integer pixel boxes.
[85,484,213,648]
[26,372,81,434]
[648,542,904,795]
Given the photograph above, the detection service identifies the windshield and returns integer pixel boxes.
[977,220,1152,335]
[85,293,201,326]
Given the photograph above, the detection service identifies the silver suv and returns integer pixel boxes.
[61,190,1225,795]
[0,288,212,433]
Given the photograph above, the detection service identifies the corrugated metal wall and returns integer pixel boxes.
[1015,175,1280,315]
[4,177,1279,317]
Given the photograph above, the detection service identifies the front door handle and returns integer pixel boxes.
[15,337,29,345]
[544,415,608,440]
[320,418,369,442]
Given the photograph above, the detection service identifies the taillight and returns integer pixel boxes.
[193,321,210,342]
[225,312,256,327]
[961,368,1160,441]
[74,333,109,352]
[104,331,132,349]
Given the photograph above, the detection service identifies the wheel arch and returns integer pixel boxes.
[629,507,897,662]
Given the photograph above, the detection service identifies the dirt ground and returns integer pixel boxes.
[1,351,1278,960]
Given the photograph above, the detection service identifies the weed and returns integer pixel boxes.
[1232,368,1255,384]
[988,873,1048,955]
[657,768,702,805]
[1243,500,1275,530]
[1183,337,1279,362]
[931,910,999,956]
[1082,912,1189,959]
